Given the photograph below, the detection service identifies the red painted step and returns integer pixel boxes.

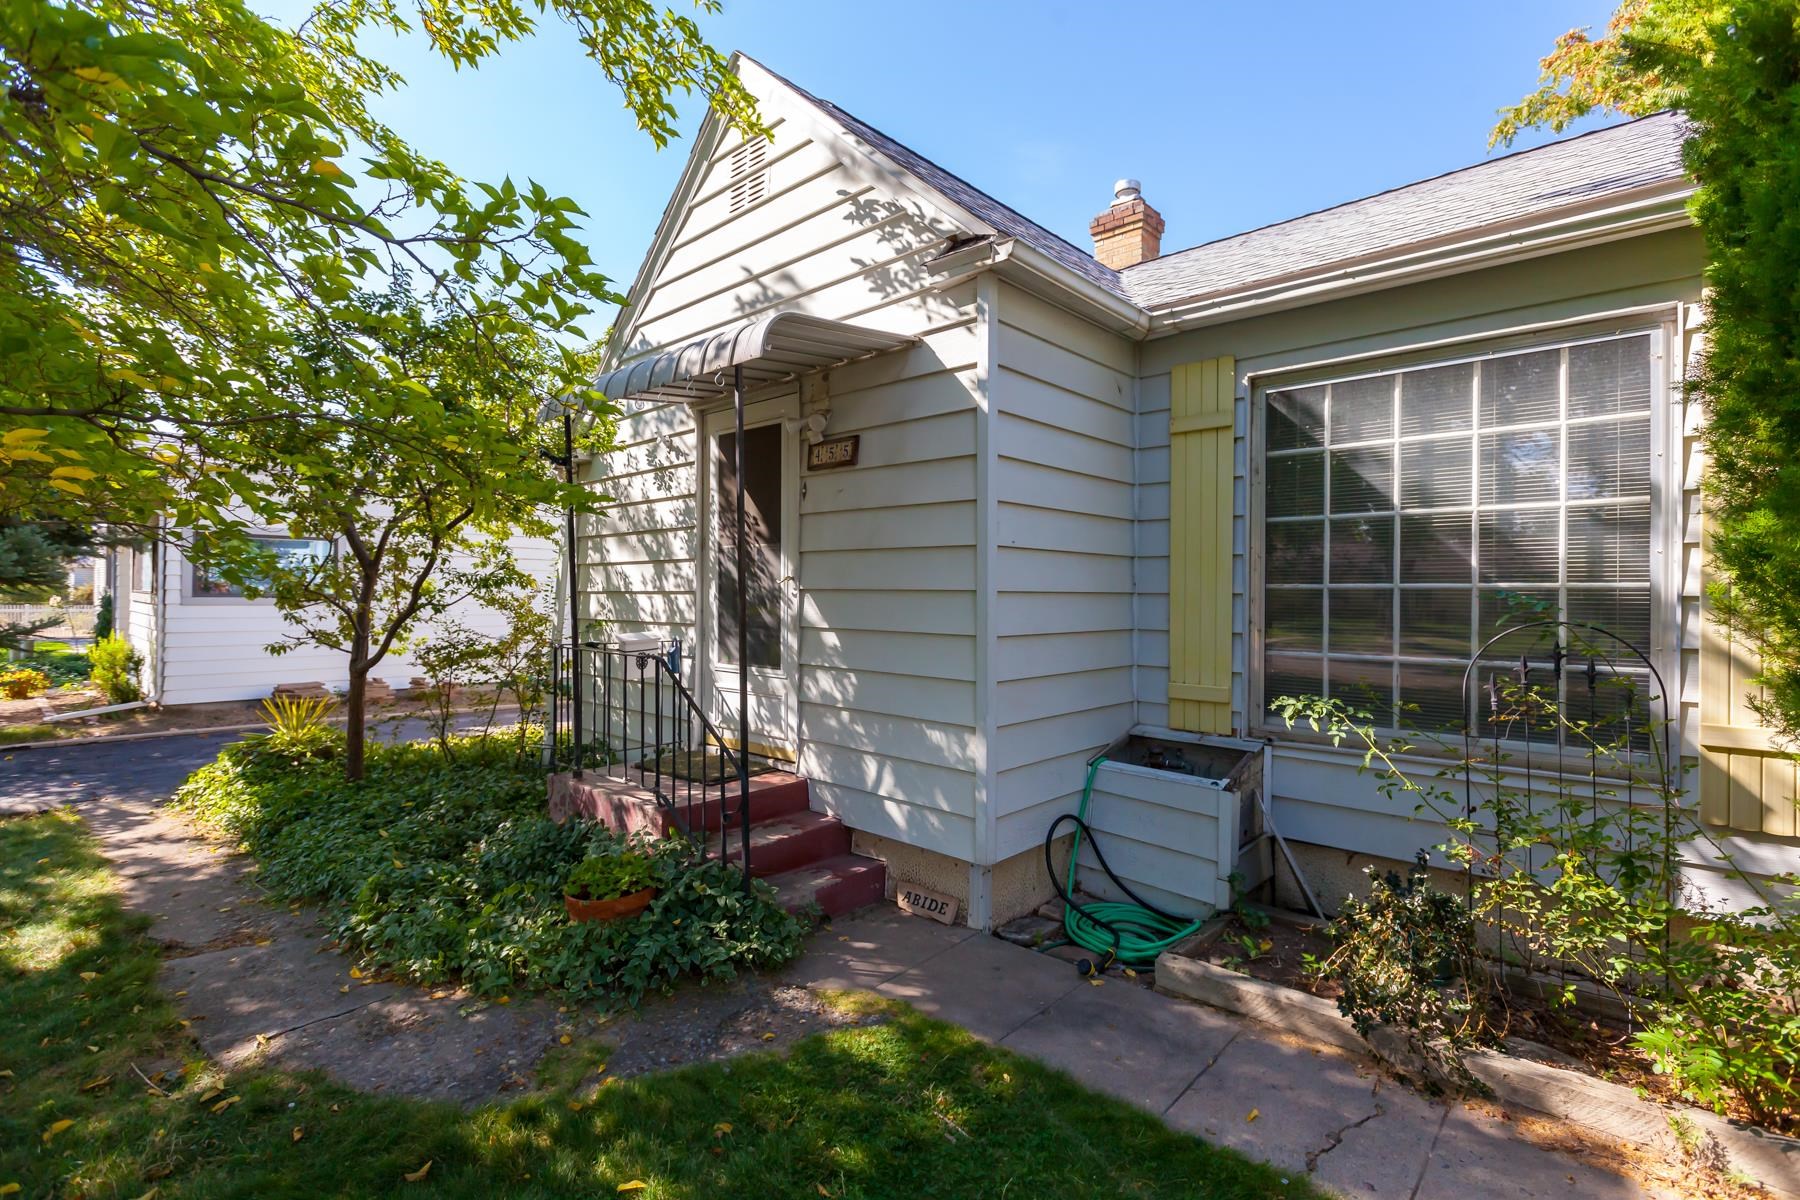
[766,853,888,918]
[719,810,852,879]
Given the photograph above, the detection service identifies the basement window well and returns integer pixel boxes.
[1076,728,1266,917]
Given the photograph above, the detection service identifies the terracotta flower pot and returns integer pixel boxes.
[564,886,656,923]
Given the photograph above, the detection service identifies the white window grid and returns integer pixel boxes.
[1260,331,1659,734]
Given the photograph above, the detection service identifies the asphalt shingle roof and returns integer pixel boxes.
[1119,112,1692,310]
[765,56,1690,315]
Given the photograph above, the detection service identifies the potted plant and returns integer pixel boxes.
[563,849,659,922]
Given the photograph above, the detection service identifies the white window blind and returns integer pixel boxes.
[1261,332,1655,735]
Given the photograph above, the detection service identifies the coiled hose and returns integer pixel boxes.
[1044,758,1208,971]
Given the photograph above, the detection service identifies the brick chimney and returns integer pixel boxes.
[1089,179,1164,269]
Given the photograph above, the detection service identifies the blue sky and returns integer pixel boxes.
[344,0,1621,316]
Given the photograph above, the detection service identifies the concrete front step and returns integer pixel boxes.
[767,853,888,918]
[547,769,810,836]
[720,810,852,879]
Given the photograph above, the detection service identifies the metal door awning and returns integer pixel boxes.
[592,311,917,405]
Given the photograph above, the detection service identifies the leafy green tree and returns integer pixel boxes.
[1501,2,1800,745]
[1,0,758,529]
[1489,0,1716,147]
[194,284,610,780]
[0,519,95,649]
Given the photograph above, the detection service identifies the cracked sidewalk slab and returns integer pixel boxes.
[1162,1031,1430,1177]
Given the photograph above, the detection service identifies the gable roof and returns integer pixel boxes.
[1120,111,1692,310]
[752,57,1125,297]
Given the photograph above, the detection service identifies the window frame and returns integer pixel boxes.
[1246,317,1679,746]
[183,534,335,604]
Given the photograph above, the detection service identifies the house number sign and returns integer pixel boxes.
[806,434,859,470]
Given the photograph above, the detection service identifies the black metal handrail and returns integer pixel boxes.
[549,640,752,876]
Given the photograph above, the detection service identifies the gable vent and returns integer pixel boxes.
[728,139,768,213]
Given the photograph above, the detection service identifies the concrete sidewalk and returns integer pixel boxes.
[784,909,1673,1200]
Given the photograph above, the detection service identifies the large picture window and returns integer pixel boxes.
[1259,331,1656,734]
[191,536,332,598]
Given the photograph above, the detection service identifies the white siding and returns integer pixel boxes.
[580,64,983,859]
[1074,760,1235,918]
[153,536,556,706]
[988,283,1140,861]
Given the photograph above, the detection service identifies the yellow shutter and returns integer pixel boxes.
[1698,514,1799,835]
[1168,356,1236,734]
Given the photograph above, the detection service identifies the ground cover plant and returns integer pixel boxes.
[18,639,92,688]
[0,809,1322,1200]
[173,730,808,1006]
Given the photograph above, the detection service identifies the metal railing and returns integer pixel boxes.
[548,640,752,875]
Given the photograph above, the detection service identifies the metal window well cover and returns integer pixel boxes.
[591,312,918,405]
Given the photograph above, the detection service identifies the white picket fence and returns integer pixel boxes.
[0,604,96,637]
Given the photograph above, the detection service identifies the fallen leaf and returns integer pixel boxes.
[817,1186,831,1197]
[1122,967,1138,978]
[79,971,98,981]
[566,1100,584,1112]
[761,1032,775,1042]
[0,1070,9,1078]
[131,1190,158,1200]
[616,1183,646,1194]
[87,1044,100,1052]
[198,1086,222,1102]
[559,1035,571,1045]
[392,858,404,870]
[1088,978,1104,987]
[713,1122,732,1137]
[339,985,350,994]
[349,968,363,980]
[403,1161,431,1183]
[1246,1107,1260,1123]
[80,1074,111,1091]
[596,1063,608,1075]
[255,939,272,947]
[210,1095,240,1114]
[0,1183,20,1195]
[292,1126,304,1142]
[174,990,187,998]
[42,1117,74,1143]
[497,996,510,1005]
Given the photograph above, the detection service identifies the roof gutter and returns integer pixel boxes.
[925,236,1151,338]
[1144,183,1697,335]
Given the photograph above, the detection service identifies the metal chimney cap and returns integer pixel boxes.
[1113,178,1142,204]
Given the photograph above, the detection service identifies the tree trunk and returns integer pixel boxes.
[345,621,370,782]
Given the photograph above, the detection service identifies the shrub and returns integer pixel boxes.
[173,733,809,1005]
[1276,679,1800,1132]
[0,666,51,699]
[257,693,341,760]
[92,591,113,640]
[66,582,94,605]
[89,635,141,703]
[1322,862,1483,1084]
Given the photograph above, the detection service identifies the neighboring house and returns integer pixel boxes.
[107,530,555,706]
[564,54,1794,928]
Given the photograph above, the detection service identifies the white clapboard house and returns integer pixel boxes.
[549,54,1794,929]
[106,529,555,707]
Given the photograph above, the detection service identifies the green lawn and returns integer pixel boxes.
[0,809,1319,1199]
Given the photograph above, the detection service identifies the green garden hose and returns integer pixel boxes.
[1044,758,1209,971]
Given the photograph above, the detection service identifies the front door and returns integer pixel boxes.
[700,397,799,760]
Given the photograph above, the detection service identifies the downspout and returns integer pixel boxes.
[734,363,751,892]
